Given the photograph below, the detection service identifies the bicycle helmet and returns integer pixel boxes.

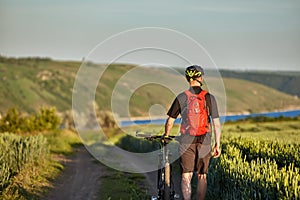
[185,65,204,82]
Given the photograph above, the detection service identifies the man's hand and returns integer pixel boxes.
[162,133,171,144]
[212,144,221,158]
[212,118,221,158]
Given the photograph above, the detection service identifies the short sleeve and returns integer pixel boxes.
[167,92,186,118]
[205,93,219,119]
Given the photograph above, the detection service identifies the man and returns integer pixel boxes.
[164,65,221,200]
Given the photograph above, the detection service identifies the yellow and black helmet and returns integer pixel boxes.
[185,65,204,82]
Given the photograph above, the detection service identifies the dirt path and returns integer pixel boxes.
[44,146,182,200]
[45,146,108,200]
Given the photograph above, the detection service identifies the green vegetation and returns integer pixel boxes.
[78,128,153,199]
[0,56,78,113]
[0,133,48,192]
[0,106,82,200]
[206,119,300,200]
[1,56,300,118]
[1,56,300,199]
[220,69,300,97]
[0,107,61,134]
[99,169,150,200]
[0,130,82,200]
[107,118,300,199]
[222,77,300,113]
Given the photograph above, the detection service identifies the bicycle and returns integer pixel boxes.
[136,131,180,200]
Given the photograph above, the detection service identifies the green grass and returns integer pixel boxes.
[98,168,150,200]
[0,130,82,200]
[222,120,300,143]
[44,129,82,155]
[222,77,300,113]
[102,118,300,200]
[206,119,300,200]
[1,56,300,117]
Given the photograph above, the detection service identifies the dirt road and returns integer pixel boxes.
[45,146,108,200]
[44,146,182,200]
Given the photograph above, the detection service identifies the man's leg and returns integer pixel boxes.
[181,172,193,200]
[197,174,207,200]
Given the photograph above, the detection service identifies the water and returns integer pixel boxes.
[120,109,300,127]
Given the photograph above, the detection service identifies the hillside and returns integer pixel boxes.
[222,78,300,114]
[0,57,79,112]
[175,68,300,98]
[0,56,300,117]
[220,70,300,97]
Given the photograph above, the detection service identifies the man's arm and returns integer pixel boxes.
[164,117,176,136]
[212,117,221,158]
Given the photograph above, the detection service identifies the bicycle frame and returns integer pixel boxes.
[136,131,179,200]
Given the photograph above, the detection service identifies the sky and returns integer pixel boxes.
[1,0,300,71]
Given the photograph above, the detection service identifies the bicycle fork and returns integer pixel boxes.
[153,145,179,200]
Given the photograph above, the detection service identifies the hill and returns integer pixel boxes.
[175,68,300,98]
[220,69,300,98]
[0,57,78,113]
[222,77,300,114]
[0,56,300,117]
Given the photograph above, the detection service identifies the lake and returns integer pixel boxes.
[120,109,300,127]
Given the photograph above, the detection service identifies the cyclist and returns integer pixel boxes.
[164,65,221,200]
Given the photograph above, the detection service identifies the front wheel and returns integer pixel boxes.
[163,186,171,200]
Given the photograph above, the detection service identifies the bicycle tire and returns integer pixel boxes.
[163,185,171,200]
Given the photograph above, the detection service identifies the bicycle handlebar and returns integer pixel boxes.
[135,131,175,142]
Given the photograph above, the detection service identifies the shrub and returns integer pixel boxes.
[0,107,61,134]
[33,107,61,131]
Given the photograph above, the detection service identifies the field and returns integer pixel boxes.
[0,115,299,199]
[110,118,300,199]
[205,119,300,200]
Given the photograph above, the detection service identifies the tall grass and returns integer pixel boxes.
[206,120,300,200]
[0,130,82,199]
[115,120,300,199]
[0,133,49,191]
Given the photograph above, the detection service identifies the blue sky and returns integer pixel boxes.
[1,0,300,71]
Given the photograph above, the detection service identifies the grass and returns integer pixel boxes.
[2,117,298,199]
[98,167,150,200]
[222,120,300,143]
[105,118,300,199]
[0,129,82,200]
[1,56,300,117]
[1,159,62,200]
[44,129,82,155]
[80,127,160,199]
[206,119,300,200]
[222,77,300,113]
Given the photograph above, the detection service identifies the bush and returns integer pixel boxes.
[0,107,61,134]
[0,108,23,133]
[33,107,61,131]
[116,135,159,153]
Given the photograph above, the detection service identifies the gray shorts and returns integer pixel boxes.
[178,133,211,174]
